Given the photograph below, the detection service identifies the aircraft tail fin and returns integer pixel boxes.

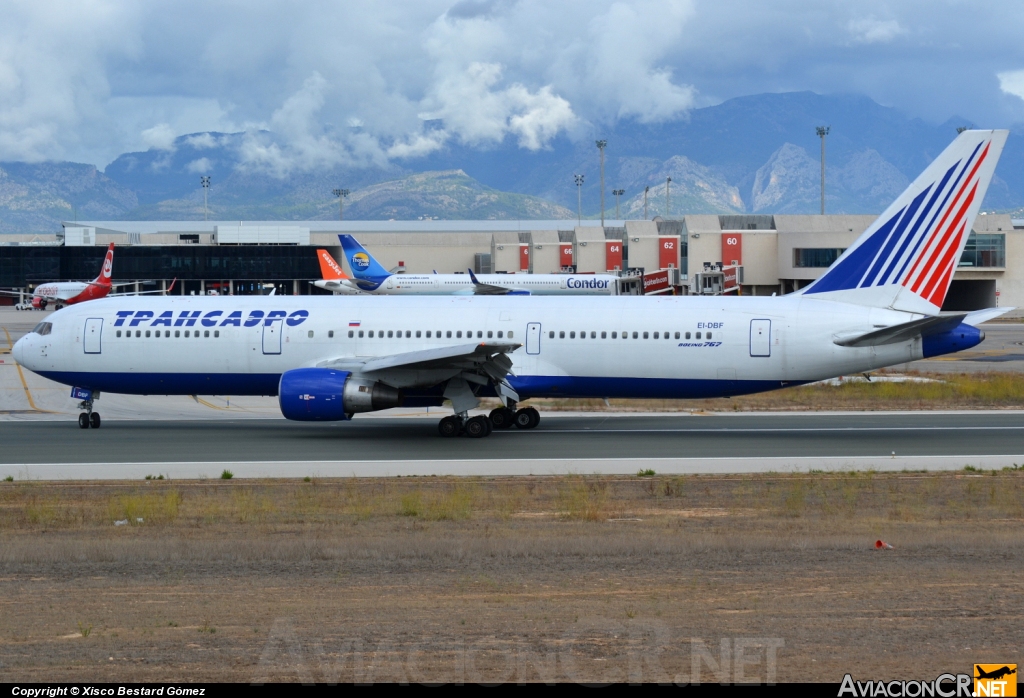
[338,235,390,282]
[317,249,350,280]
[801,129,1008,315]
[92,243,115,287]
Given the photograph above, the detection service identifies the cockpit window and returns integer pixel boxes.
[32,322,52,336]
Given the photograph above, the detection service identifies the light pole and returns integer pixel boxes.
[573,174,585,226]
[613,189,625,219]
[643,186,650,220]
[200,176,211,222]
[332,188,350,221]
[596,140,607,227]
[665,177,672,218]
[816,126,829,215]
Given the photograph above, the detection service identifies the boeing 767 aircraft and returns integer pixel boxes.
[13,130,1009,435]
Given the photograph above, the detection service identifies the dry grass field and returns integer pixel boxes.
[1,471,1023,683]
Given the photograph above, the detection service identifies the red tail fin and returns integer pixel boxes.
[93,243,115,287]
[317,249,349,280]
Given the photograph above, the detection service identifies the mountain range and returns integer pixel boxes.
[1,91,1022,233]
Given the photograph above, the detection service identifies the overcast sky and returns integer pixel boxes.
[2,0,1023,170]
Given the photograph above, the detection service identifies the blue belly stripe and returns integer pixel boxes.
[36,371,806,400]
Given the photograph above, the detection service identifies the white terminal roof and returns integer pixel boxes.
[61,220,625,234]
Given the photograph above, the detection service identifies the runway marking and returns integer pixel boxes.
[2,326,51,413]
[509,426,1024,434]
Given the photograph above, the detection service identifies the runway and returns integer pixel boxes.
[2,411,1022,479]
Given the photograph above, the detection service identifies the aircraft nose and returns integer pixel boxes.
[12,335,27,365]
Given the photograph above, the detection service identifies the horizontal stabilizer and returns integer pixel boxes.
[834,314,966,347]
[964,307,1015,326]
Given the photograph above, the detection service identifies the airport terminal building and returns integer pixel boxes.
[1,214,1021,311]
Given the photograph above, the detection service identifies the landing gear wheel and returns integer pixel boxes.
[78,413,90,429]
[438,416,461,438]
[465,415,490,438]
[89,412,101,429]
[489,407,515,429]
[514,407,540,429]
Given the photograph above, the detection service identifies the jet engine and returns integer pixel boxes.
[278,368,402,421]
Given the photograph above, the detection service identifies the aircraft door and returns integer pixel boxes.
[750,319,771,357]
[386,277,394,290]
[526,322,541,355]
[84,318,103,354]
[262,319,283,355]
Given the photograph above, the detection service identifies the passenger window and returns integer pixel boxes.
[358,330,364,338]
[137,330,142,337]
[387,331,393,338]
[507,331,513,338]
[406,331,411,338]
[496,331,502,338]
[706,332,712,340]
[204,330,210,338]
[643,332,649,339]
[591,332,596,339]
[675,332,680,339]
[601,332,606,339]
[196,331,201,339]
[653,332,659,339]
[116,330,121,337]
[308,330,314,338]
[685,332,691,339]
[696,332,701,339]
[175,330,180,338]
[549,331,554,339]
[416,331,421,338]
[632,332,638,339]
[477,331,482,338]
[457,331,462,338]
[329,330,335,338]
[348,330,353,338]
[447,331,452,338]
[570,331,576,338]
[425,331,431,338]
[487,331,492,338]
[559,331,565,339]
[612,332,617,338]
[214,330,219,338]
[145,330,151,338]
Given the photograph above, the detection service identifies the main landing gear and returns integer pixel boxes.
[77,397,101,429]
[437,406,540,438]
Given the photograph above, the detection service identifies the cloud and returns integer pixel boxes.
[997,69,1024,101]
[2,0,1023,168]
[141,123,177,151]
[186,157,212,173]
[847,17,906,44]
[185,133,219,149]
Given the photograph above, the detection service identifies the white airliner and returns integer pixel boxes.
[13,130,1009,435]
[1,244,175,309]
[334,234,619,295]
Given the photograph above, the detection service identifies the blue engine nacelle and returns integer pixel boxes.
[278,368,402,421]
[922,322,984,359]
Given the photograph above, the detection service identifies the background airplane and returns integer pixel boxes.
[313,249,363,295]
[338,234,619,296]
[1,243,175,309]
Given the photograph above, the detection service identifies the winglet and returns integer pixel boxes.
[166,278,177,294]
[467,268,481,284]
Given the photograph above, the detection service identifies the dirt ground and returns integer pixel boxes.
[1,472,1022,683]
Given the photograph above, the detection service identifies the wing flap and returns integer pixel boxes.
[320,341,521,373]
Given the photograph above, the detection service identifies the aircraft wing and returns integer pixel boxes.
[320,341,522,402]
[108,279,178,296]
[833,313,967,347]
[467,269,515,295]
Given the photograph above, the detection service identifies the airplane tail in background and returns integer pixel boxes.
[92,243,115,288]
[317,249,350,280]
[338,235,391,284]
[801,129,1008,315]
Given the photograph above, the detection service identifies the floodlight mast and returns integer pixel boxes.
[816,126,830,215]
[332,188,350,221]
[596,140,607,227]
[612,189,625,219]
[200,176,211,222]
[665,177,672,218]
[574,173,585,226]
[643,186,650,220]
